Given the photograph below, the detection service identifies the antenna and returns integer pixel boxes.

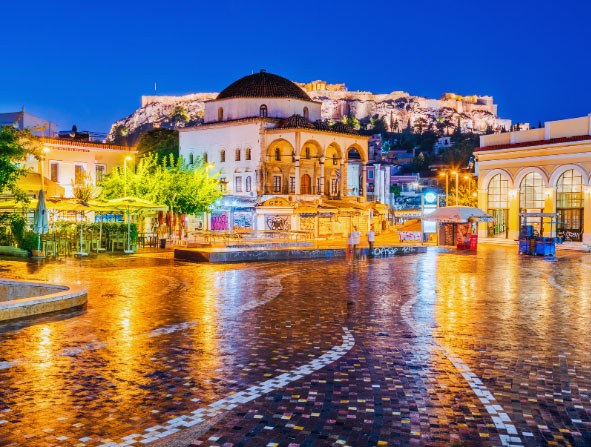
[154,82,157,94]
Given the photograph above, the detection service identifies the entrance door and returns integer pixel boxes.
[487,209,508,238]
[301,174,311,194]
[557,208,583,241]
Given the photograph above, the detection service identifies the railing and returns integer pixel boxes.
[262,186,340,198]
[186,230,315,248]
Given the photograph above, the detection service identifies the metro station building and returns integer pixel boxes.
[476,115,591,243]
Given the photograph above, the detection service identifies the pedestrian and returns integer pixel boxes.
[352,226,360,259]
[367,225,375,256]
[347,228,355,261]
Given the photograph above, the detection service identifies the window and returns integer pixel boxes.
[95,164,106,183]
[303,107,309,120]
[275,148,281,161]
[246,148,251,160]
[259,104,268,117]
[557,169,583,208]
[316,177,321,193]
[519,172,544,209]
[74,164,85,185]
[331,178,338,196]
[220,150,226,163]
[487,174,509,209]
[235,176,242,192]
[368,183,375,193]
[218,107,223,121]
[189,153,194,164]
[368,169,374,180]
[219,177,227,192]
[235,149,241,161]
[289,176,296,193]
[246,176,252,192]
[273,175,282,193]
[49,161,59,183]
[204,152,208,163]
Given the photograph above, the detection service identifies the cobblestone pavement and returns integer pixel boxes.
[0,246,591,446]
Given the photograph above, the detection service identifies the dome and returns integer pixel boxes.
[217,71,313,102]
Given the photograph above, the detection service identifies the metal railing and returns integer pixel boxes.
[186,230,315,248]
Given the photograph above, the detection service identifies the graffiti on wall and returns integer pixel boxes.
[211,214,228,231]
[300,216,315,232]
[398,231,421,242]
[266,215,291,231]
[234,213,253,229]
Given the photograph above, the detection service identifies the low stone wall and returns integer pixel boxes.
[0,279,87,322]
[175,245,427,263]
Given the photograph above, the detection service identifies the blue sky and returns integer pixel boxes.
[2,0,590,134]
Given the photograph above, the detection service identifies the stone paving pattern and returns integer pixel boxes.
[0,247,590,446]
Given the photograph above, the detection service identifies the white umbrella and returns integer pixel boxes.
[422,206,495,223]
[33,189,50,255]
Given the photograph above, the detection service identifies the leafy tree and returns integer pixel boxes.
[111,125,129,145]
[341,114,360,129]
[71,170,99,202]
[0,124,39,204]
[136,128,179,164]
[443,133,479,167]
[169,106,189,127]
[100,153,222,216]
[448,177,478,206]
[370,116,387,135]
[414,117,428,134]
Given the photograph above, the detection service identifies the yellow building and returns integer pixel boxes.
[476,114,591,244]
[26,137,136,198]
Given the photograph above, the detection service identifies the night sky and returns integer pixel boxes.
[2,0,589,134]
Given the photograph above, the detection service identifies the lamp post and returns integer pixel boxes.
[439,172,449,206]
[40,147,50,192]
[464,175,471,196]
[124,155,132,196]
[452,171,459,205]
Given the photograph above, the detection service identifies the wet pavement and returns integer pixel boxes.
[0,246,591,446]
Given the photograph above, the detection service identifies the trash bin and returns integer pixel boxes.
[159,238,166,249]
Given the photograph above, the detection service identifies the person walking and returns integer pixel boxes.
[347,228,355,261]
[352,226,361,259]
[367,225,375,256]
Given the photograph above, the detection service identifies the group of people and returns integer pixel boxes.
[347,225,375,259]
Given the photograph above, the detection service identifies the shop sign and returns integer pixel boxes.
[261,197,291,207]
[319,217,332,235]
[234,212,253,229]
[300,216,315,232]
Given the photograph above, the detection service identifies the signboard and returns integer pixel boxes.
[211,213,228,231]
[319,217,332,235]
[260,197,291,208]
[265,215,291,230]
[233,212,253,229]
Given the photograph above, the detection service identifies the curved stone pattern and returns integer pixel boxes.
[0,278,87,322]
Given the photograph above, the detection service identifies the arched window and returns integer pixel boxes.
[245,176,252,192]
[487,174,509,238]
[305,147,310,159]
[189,153,194,165]
[220,150,226,163]
[204,152,208,163]
[303,107,309,120]
[557,169,584,240]
[245,148,251,161]
[275,148,281,161]
[333,155,338,166]
[259,104,268,117]
[235,149,241,161]
[218,107,224,121]
[519,172,544,210]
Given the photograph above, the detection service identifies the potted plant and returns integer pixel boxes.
[19,232,40,256]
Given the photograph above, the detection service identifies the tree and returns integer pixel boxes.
[100,153,222,217]
[448,177,478,206]
[341,114,360,129]
[71,170,99,202]
[111,125,129,146]
[0,124,39,204]
[136,128,179,163]
[414,117,428,134]
[169,106,189,128]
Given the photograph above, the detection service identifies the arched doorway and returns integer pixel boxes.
[301,174,311,194]
[487,174,509,238]
[556,169,584,241]
[519,172,545,236]
[347,147,362,196]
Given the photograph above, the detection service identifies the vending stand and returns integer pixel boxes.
[422,206,495,250]
[518,212,557,256]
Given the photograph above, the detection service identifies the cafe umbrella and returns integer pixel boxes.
[32,190,50,256]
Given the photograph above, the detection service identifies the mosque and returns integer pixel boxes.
[179,71,388,234]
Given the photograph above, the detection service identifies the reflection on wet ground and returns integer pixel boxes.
[0,246,590,446]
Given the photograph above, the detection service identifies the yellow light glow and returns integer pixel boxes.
[42,147,50,153]
[125,156,132,161]
[439,172,445,176]
[452,171,457,175]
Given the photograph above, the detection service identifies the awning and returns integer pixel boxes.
[422,206,495,223]
[17,172,65,197]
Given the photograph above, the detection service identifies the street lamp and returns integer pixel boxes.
[124,155,132,196]
[464,175,471,196]
[40,147,50,192]
[439,172,448,206]
[452,171,459,205]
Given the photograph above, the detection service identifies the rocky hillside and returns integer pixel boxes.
[107,85,511,144]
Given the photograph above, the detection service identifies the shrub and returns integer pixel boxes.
[19,232,40,253]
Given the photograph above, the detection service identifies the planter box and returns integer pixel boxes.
[0,246,29,258]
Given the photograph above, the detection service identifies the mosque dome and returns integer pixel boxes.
[217,70,312,102]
